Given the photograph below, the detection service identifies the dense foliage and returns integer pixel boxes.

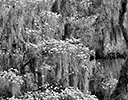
[0,0,128,100]
[0,0,99,100]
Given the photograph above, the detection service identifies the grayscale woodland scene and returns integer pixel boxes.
[0,0,128,100]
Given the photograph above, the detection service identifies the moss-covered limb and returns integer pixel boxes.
[94,51,127,60]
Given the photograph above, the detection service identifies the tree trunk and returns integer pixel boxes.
[110,0,128,99]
